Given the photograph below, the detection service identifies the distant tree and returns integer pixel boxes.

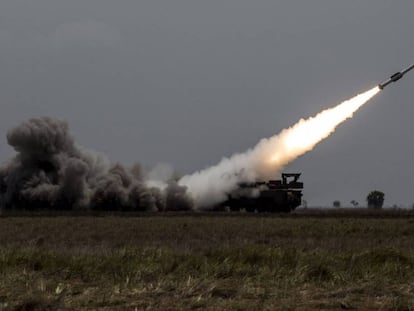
[333,200,341,208]
[350,200,359,208]
[367,190,385,209]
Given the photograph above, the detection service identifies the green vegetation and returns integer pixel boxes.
[1,214,414,310]
[367,190,385,209]
[332,200,341,208]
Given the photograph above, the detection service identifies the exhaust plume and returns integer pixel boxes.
[179,86,380,208]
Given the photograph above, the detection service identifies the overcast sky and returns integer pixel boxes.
[1,0,413,207]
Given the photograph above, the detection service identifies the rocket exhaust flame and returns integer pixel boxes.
[180,86,380,208]
[268,86,380,165]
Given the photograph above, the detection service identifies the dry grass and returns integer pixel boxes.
[1,214,414,310]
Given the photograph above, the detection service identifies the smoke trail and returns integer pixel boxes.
[179,86,380,208]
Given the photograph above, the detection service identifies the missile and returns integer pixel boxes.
[379,64,414,90]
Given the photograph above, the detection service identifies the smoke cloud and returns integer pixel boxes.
[0,117,193,211]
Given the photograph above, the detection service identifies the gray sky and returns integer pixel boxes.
[1,0,414,207]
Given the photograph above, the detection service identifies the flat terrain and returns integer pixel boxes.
[1,211,414,310]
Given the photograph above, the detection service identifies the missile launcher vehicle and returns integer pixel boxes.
[220,173,303,213]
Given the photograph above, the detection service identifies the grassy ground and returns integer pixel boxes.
[1,213,414,310]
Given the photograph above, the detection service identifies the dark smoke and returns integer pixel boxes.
[0,117,193,211]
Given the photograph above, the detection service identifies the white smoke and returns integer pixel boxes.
[179,87,380,208]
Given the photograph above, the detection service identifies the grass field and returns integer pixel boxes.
[1,211,414,310]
